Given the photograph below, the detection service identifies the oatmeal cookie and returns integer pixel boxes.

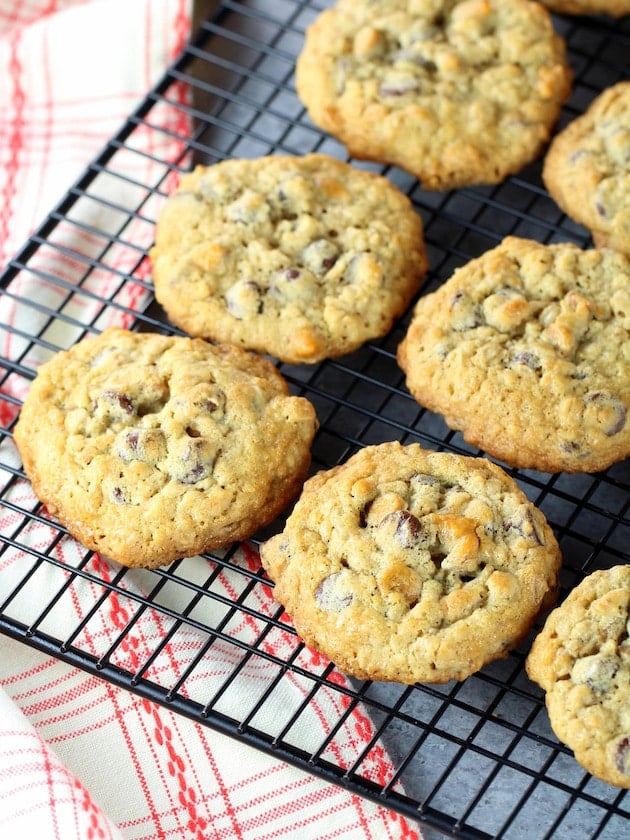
[397,236,630,473]
[260,441,561,684]
[295,0,572,190]
[14,327,318,569]
[526,565,630,789]
[544,82,630,257]
[150,153,428,364]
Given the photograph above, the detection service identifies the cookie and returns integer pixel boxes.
[543,82,630,257]
[538,0,630,16]
[295,0,572,190]
[526,565,630,789]
[13,327,318,569]
[260,441,561,684]
[397,236,630,474]
[150,153,428,364]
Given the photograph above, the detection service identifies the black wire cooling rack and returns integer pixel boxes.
[1,2,629,838]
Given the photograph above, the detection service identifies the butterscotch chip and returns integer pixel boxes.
[544,82,630,257]
[526,566,630,789]
[260,441,561,684]
[295,0,572,190]
[397,236,630,473]
[150,153,428,364]
[14,328,318,569]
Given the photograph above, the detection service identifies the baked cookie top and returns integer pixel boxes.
[14,327,318,569]
[150,154,428,365]
[538,0,630,16]
[295,0,572,190]
[526,565,630,789]
[543,82,630,257]
[397,236,630,474]
[260,441,561,684]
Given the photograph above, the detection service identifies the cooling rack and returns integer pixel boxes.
[1,2,629,837]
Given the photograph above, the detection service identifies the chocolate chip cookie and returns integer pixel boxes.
[544,82,630,257]
[150,153,428,364]
[295,0,572,190]
[397,236,630,474]
[260,441,561,684]
[14,327,319,569]
[526,565,630,789]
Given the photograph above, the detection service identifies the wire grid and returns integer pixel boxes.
[1,1,629,837]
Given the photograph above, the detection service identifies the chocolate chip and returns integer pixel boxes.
[504,507,544,545]
[225,190,270,225]
[379,77,421,97]
[614,736,630,776]
[115,433,137,463]
[116,428,167,465]
[270,267,320,305]
[225,280,263,319]
[335,56,352,95]
[411,473,441,487]
[301,239,339,274]
[379,510,421,548]
[96,390,134,417]
[112,486,127,503]
[205,395,224,413]
[173,439,216,484]
[512,350,541,371]
[315,572,353,613]
[269,269,302,296]
[572,653,619,694]
[449,290,483,330]
[113,393,133,412]
[389,49,436,72]
[396,511,422,547]
[585,391,627,436]
[189,386,226,417]
[182,462,206,483]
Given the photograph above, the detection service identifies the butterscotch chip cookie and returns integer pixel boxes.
[150,154,428,364]
[544,82,630,257]
[295,0,572,190]
[397,236,630,473]
[526,566,630,789]
[538,0,630,16]
[14,327,318,569]
[260,441,561,684]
